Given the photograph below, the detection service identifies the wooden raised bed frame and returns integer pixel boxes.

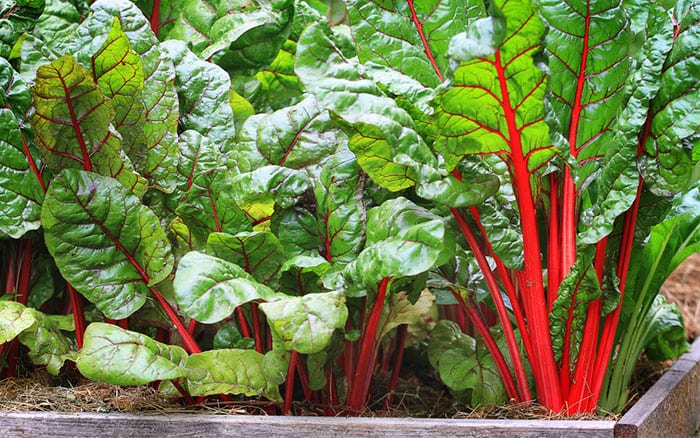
[1,338,698,437]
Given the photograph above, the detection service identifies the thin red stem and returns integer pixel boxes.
[346,277,391,413]
[150,0,161,35]
[67,284,85,349]
[383,324,409,410]
[406,0,445,82]
[150,287,201,354]
[251,302,264,354]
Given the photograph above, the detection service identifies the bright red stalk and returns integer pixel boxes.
[383,324,409,410]
[346,276,391,413]
[493,48,563,410]
[67,284,85,348]
[451,206,531,402]
[150,287,201,354]
[150,0,161,35]
[547,174,562,311]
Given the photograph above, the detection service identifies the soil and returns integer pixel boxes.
[0,253,698,418]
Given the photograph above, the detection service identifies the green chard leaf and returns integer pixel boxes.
[42,169,174,319]
[0,300,37,344]
[186,349,281,401]
[87,0,180,192]
[0,0,44,59]
[0,60,44,238]
[434,0,555,174]
[176,167,252,242]
[173,251,280,324]
[260,290,348,354]
[76,323,187,386]
[346,0,483,87]
[30,55,147,195]
[296,22,439,193]
[231,165,311,210]
[207,231,287,288]
[640,0,699,196]
[539,0,631,184]
[162,40,237,154]
[232,95,342,175]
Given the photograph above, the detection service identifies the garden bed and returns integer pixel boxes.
[0,337,697,437]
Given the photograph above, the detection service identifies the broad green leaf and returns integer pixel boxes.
[0,0,44,59]
[644,295,690,362]
[173,130,222,200]
[18,311,74,375]
[27,253,58,309]
[296,23,438,192]
[278,255,330,295]
[162,40,237,154]
[0,300,37,344]
[271,205,322,258]
[640,0,699,195]
[176,168,251,242]
[163,0,219,54]
[173,251,280,324]
[260,290,348,354]
[344,197,455,290]
[207,231,286,287]
[233,95,342,174]
[186,349,281,401]
[76,323,187,385]
[213,325,256,350]
[84,17,146,162]
[201,0,294,75]
[438,344,507,406]
[434,0,555,173]
[579,4,678,244]
[253,39,303,110]
[550,248,601,363]
[315,145,365,265]
[0,60,44,237]
[30,56,146,195]
[42,169,174,319]
[88,0,180,192]
[346,0,482,87]
[378,289,435,341]
[31,0,82,56]
[231,165,311,210]
[427,320,474,369]
[539,0,631,183]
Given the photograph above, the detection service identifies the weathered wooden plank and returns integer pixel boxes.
[0,412,615,438]
[615,338,700,438]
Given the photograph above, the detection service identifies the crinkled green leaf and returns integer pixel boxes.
[438,343,507,406]
[18,311,74,375]
[233,95,341,174]
[186,349,281,401]
[378,289,434,341]
[434,0,554,173]
[550,248,600,363]
[162,40,237,154]
[173,251,280,324]
[207,231,286,288]
[232,165,311,210]
[176,168,251,242]
[81,16,146,163]
[0,59,44,238]
[640,0,699,196]
[0,300,38,344]
[296,23,438,192]
[42,169,174,319]
[253,39,303,110]
[643,295,690,362]
[427,320,474,369]
[0,0,44,59]
[344,197,455,289]
[30,0,81,56]
[201,0,294,75]
[315,145,365,265]
[76,322,187,385]
[88,0,179,192]
[213,325,256,350]
[346,0,483,87]
[539,0,631,184]
[579,4,678,244]
[30,55,146,195]
[271,205,322,258]
[260,290,347,354]
[278,255,330,295]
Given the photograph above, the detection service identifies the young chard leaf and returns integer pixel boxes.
[30,56,147,195]
[76,322,187,386]
[173,251,280,324]
[260,290,348,354]
[42,169,174,319]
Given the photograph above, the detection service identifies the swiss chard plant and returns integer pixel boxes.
[0,0,697,416]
